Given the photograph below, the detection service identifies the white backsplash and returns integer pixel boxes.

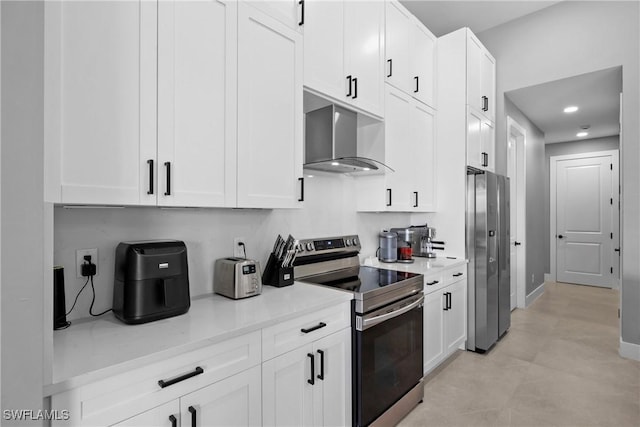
[54,174,420,321]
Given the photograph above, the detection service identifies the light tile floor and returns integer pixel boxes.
[399,281,640,427]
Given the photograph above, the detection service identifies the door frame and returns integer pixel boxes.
[506,116,527,309]
[549,149,620,286]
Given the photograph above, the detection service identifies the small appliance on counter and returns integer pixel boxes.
[378,231,398,263]
[214,258,262,299]
[113,240,190,325]
[408,225,439,258]
[390,227,415,263]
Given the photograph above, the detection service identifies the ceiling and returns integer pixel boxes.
[400,1,562,37]
[506,67,621,144]
[400,1,621,145]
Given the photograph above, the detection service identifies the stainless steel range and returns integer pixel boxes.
[295,235,425,427]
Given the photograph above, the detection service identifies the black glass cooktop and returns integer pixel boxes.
[311,265,420,294]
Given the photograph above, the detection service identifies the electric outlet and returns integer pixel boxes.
[234,237,246,258]
[531,274,534,284]
[76,248,98,278]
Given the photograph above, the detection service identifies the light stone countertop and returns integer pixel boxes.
[362,255,468,275]
[46,282,352,396]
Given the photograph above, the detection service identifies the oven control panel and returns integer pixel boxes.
[297,235,361,257]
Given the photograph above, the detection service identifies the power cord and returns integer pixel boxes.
[65,256,112,320]
[238,241,247,259]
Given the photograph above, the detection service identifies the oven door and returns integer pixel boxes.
[354,293,424,427]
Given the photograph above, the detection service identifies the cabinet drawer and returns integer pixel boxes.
[52,331,261,426]
[262,301,351,360]
[443,266,467,286]
[423,272,444,294]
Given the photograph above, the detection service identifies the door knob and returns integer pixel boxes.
[557,235,564,239]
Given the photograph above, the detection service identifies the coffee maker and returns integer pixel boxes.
[390,228,415,263]
[409,225,437,258]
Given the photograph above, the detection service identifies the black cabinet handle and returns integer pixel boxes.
[298,177,304,202]
[147,159,154,195]
[346,75,352,97]
[448,292,452,309]
[158,366,204,388]
[414,76,419,93]
[188,406,197,427]
[386,188,392,206]
[427,280,439,286]
[317,349,325,380]
[515,241,522,246]
[298,0,304,26]
[169,415,177,427]
[301,322,326,334]
[443,293,449,311]
[615,248,620,252]
[558,235,564,239]
[453,272,463,277]
[482,96,488,111]
[352,77,358,99]
[481,152,488,167]
[164,161,171,196]
[413,191,419,208]
[387,59,392,78]
[307,353,315,385]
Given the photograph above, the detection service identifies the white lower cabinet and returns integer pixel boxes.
[262,328,351,427]
[113,401,180,427]
[423,268,467,375]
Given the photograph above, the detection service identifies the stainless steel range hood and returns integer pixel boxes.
[304,105,392,174]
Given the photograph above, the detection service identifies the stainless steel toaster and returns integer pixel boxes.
[214,258,262,299]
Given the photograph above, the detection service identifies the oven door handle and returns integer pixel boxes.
[359,295,424,331]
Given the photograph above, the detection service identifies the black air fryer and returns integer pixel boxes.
[113,240,190,324]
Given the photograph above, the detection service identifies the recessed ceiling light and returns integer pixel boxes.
[576,131,589,137]
[564,106,579,113]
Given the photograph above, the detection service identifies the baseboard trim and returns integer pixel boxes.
[525,282,545,307]
[619,339,640,361]
[544,273,551,283]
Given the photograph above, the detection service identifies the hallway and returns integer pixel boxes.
[400,282,640,426]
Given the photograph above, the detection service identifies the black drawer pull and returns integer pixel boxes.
[158,366,204,388]
[189,406,197,427]
[307,353,315,385]
[169,415,177,427]
[427,280,439,286]
[453,273,463,277]
[301,322,326,334]
[317,349,325,380]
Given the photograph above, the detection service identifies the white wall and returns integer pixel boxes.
[1,0,46,417]
[479,1,640,347]
[54,174,414,321]
[544,136,620,274]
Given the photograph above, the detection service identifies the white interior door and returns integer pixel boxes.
[507,133,517,310]
[555,154,615,287]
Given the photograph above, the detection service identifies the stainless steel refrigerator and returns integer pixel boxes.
[466,169,510,353]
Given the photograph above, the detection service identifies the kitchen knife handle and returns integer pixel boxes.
[387,59,392,78]
[158,366,204,388]
[188,406,197,427]
[414,76,419,93]
[164,161,171,196]
[386,188,392,206]
[147,159,154,195]
[298,177,304,202]
[298,0,304,26]
[301,322,326,334]
[413,191,419,208]
[317,349,325,380]
[346,75,352,97]
[307,353,315,385]
[169,415,177,427]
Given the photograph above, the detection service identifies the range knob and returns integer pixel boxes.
[352,238,359,246]
[345,239,352,246]
[306,242,314,251]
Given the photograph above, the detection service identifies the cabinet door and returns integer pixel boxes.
[466,33,483,114]
[411,100,436,212]
[384,85,413,211]
[263,345,314,427]
[445,280,467,355]
[481,50,496,122]
[157,0,236,207]
[45,0,157,205]
[181,365,262,427]
[112,400,179,427]
[423,289,445,374]
[303,0,345,102]
[237,4,303,208]
[410,22,436,108]
[467,107,484,170]
[481,119,495,173]
[312,329,351,427]
[344,0,384,117]
[384,1,410,93]
[246,0,303,30]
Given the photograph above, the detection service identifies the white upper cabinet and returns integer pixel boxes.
[303,0,384,118]
[157,0,237,208]
[467,32,495,123]
[384,0,436,108]
[246,0,304,31]
[44,0,157,205]
[237,3,304,209]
